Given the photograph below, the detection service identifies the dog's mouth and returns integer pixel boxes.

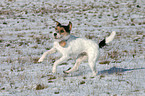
[54,35,63,39]
[54,36,58,39]
[53,32,69,40]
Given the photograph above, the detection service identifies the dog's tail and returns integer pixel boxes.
[99,31,116,48]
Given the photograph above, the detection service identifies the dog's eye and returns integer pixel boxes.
[60,30,64,33]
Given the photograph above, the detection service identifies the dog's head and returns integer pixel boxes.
[53,21,72,39]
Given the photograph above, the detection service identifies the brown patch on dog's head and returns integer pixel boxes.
[55,26,68,36]
[53,21,72,39]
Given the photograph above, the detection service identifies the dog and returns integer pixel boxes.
[38,20,116,76]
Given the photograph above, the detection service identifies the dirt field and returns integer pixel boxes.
[0,0,145,95]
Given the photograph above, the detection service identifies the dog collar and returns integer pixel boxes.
[60,35,78,47]
[62,35,71,41]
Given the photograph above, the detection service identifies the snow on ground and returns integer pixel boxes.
[0,0,145,95]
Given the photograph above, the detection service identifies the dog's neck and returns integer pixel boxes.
[54,35,71,47]
[58,35,71,47]
[62,35,71,41]
[54,35,71,42]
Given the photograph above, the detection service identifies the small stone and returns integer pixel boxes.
[36,84,45,90]
[136,5,140,8]
[80,81,85,84]
[54,92,59,94]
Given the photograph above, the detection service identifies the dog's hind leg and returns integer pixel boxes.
[63,53,87,74]
[88,60,96,77]
[88,50,99,77]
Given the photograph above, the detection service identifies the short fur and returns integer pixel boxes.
[38,21,116,76]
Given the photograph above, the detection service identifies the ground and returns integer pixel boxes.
[0,0,145,96]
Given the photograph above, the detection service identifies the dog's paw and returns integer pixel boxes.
[38,58,43,62]
[91,72,97,77]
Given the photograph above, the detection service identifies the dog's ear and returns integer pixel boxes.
[68,21,72,31]
[52,19,61,26]
[56,21,61,26]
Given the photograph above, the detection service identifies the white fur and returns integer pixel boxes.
[38,31,116,76]
[106,31,116,44]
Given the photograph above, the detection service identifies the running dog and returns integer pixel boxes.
[38,20,116,76]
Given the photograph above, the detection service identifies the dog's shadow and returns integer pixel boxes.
[64,66,145,77]
[97,66,145,75]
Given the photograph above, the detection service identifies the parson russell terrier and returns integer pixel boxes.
[38,20,116,76]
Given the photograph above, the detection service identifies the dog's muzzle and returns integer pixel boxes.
[54,33,58,39]
[53,33,63,39]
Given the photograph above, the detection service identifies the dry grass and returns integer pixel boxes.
[99,61,110,65]
[36,84,48,90]
[0,0,145,95]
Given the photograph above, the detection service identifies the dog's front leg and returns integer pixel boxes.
[52,55,68,73]
[38,48,56,62]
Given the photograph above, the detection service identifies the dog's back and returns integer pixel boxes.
[54,37,99,56]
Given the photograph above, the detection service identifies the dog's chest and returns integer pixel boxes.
[54,35,78,50]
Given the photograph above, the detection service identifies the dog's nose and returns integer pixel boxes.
[54,33,57,36]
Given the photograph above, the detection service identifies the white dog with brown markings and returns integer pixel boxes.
[38,21,116,76]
